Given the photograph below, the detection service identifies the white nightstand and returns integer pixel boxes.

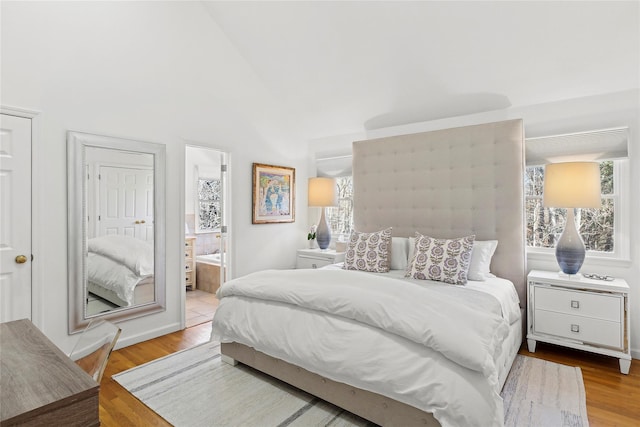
[296,248,345,269]
[527,269,631,374]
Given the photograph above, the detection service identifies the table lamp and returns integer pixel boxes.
[308,177,338,250]
[543,162,601,275]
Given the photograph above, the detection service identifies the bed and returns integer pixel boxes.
[86,234,155,307]
[212,119,526,427]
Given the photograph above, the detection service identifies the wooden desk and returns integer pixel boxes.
[0,319,99,426]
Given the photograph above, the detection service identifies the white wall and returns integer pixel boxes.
[309,89,640,358]
[1,2,310,351]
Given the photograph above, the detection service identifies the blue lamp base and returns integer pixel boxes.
[555,209,586,275]
[316,207,331,250]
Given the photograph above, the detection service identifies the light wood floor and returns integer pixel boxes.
[99,322,639,426]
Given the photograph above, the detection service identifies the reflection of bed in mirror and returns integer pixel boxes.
[86,235,155,309]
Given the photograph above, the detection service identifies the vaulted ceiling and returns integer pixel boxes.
[202,1,639,139]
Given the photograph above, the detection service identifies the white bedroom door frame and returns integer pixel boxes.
[218,151,230,289]
[183,144,231,328]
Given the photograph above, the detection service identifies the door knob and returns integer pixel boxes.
[15,255,27,264]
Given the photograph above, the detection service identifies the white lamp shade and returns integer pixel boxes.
[543,162,601,209]
[308,177,338,207]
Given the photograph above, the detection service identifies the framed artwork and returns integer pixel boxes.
[252,163,295,224]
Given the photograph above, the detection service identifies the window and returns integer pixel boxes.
[326,176,354,238]
[197,178,221,232]
[525,126,629,261]
[525,160,621,255]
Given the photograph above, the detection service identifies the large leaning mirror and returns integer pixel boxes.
[68,131,166,333]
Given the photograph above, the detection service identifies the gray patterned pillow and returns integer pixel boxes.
[405,232,475,285]
[343,228,392,273]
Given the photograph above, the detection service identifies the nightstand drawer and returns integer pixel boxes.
[534,309,622,349]
[296,256,333,269]
[185,271,195,285]
[534,286,622,322]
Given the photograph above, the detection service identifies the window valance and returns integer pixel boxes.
[316,154,352,178]
[525,127,628,166]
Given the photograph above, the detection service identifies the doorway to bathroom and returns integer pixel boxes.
[184,145,230,328]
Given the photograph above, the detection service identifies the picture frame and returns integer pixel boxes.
[252,163,295,224]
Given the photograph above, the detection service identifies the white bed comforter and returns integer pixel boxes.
[212,268,519,427]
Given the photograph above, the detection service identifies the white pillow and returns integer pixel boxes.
[390,237,409,270]
[408,236,416,262]
[467,240,498,281]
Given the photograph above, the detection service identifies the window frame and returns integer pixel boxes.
[525,159,630,264]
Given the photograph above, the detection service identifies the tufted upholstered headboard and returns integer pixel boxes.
[352,119,526,304]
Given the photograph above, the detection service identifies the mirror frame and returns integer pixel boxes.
[67,131,166,333]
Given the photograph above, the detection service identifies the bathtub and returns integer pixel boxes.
[196,253,221,265]
[195,253,225,294]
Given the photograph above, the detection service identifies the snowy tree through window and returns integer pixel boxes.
[198,178,221,231]
[525,161,615,253]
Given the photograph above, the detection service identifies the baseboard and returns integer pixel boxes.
[115,322,182,350]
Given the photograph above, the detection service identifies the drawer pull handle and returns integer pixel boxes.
[571,324,580,333]
[571,300,580,309]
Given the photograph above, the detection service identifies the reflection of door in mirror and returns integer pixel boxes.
[98,166,154,242]
[84,147,156,317]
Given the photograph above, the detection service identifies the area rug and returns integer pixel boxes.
[113,341,589,427]
[502,354,588,427]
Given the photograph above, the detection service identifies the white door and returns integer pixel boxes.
[0,114,32,322]
[98,166,154,242]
